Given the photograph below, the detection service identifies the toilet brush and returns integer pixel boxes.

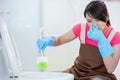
[36,28,48,71]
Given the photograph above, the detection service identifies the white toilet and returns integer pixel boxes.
[0,16,74,80]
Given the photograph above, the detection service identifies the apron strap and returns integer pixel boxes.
[107,29,117,42]
[80,23,86,44]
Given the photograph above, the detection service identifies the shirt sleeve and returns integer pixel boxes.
[111,32,120,46]
[72,23,81,38]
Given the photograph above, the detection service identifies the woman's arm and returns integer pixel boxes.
[54,29,77,46]
[103,44,120,73]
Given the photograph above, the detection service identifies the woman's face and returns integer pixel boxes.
[86,13,107,31]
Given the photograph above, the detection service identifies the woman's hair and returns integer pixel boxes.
[84,0,110,25]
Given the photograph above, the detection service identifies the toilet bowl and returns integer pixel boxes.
[0,17,74,80]
[18,72,73,80]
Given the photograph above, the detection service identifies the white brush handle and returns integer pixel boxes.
[39,27,43,38]
[39,27,44,56]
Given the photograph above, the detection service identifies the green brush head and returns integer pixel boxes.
[37,57,48,71]
[37,61,48,71]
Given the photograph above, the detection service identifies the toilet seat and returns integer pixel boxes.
[17,72,73,80]
[0,16,74,80]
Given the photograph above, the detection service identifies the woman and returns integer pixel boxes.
[37,0,120,80]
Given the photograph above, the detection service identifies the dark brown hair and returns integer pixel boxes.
[84,0,110,25]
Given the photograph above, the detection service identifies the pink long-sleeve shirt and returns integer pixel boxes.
[72,23,120,47]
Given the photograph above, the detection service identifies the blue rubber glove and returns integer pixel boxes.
[37,36,55,51]
[87,24,114,58]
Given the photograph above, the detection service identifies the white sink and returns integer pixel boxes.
[18,72,74,80]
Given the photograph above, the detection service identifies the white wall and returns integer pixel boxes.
[41,0,80,71]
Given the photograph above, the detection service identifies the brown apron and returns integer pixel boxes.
[64,23,117,80]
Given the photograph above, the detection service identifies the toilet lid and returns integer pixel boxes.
[0,18,23,75]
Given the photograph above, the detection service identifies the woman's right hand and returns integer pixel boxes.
[36,36,55,51]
